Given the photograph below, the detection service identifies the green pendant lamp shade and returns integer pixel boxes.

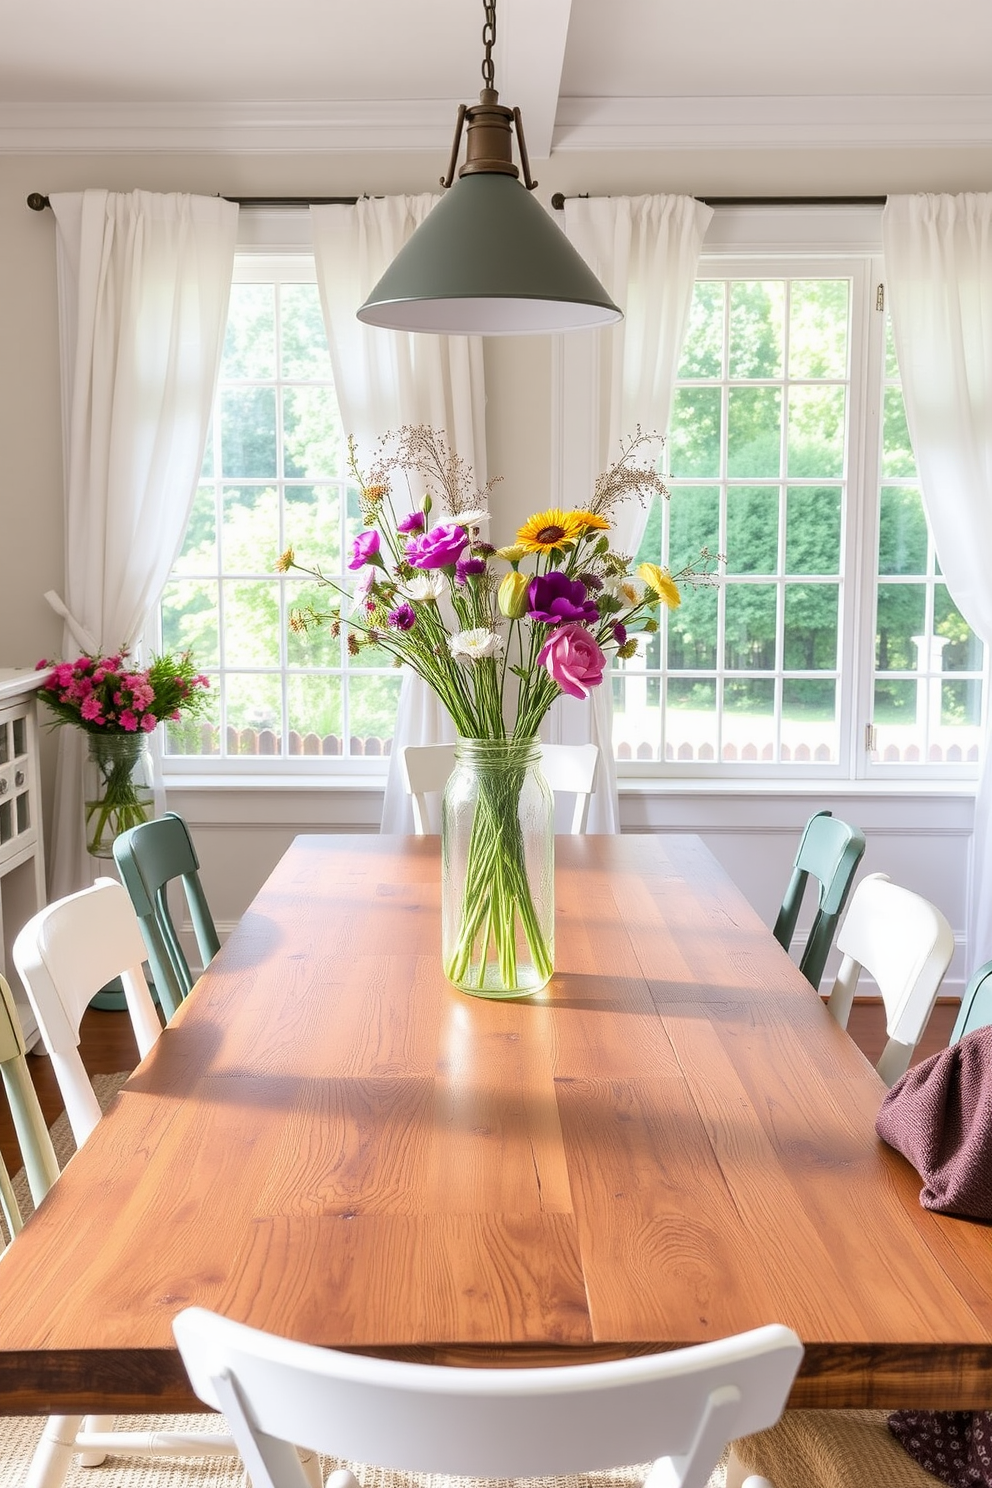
[357,172,622,335]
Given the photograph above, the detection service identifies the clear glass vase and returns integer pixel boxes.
[441,737,555,999]
[85,732,153,858]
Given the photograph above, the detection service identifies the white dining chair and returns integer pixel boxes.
[174,1304,802,1488]
[401,741,599,835]
[11,879,322,1488]
[822,872,955,1088]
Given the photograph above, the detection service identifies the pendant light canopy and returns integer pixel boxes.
[357,1,622,336]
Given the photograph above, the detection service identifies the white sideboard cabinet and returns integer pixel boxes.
[0,670,47,1047]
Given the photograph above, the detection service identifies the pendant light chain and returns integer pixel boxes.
[481,0,497,92]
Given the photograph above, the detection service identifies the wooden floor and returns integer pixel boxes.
[2,996,959,1178]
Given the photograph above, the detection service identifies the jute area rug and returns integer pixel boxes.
[0,1075,729,1488]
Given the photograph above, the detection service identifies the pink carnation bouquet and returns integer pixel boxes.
[280,425,715,993]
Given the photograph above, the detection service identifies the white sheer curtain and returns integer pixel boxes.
[882,193,992,968]
[310,196,487,832]
[48,189,238,898]
[561,195,714,830]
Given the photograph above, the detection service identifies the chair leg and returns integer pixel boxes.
[76,1413,112,1466]
[300,1449,328,1487]
[25,1416,86,1488]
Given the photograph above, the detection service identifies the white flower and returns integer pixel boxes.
[603,575,646,606]
[448,627,505,663]
[442,508,490,528]
[402,572,446,603]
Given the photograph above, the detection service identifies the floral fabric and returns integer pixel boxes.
[889,1411,992,1486]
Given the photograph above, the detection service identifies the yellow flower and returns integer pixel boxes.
[516,509,584,554]
[637,563,681,609]
[498,571,531,619]
[496,543,528,564]
[567,510,611,534]
[275,547,295,573]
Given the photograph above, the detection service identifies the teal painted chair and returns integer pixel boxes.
[949,956,992,1043]
[112,811,220,1022]
[773,809,867,991]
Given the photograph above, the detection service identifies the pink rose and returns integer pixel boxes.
[537,623,608,700]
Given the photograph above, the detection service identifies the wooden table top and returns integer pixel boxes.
[1,832,991,1415]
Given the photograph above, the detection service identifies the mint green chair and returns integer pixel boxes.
[773,809,866,991]
[949,957,992,1043]
[112,812,220,1021]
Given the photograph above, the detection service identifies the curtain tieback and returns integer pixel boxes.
[44,591,99,654]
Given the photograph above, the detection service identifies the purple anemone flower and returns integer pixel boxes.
[613,622,627,645]
[405,524,469,570]
[455,556,487,586]
[387,603,417,631]
[528,570,600,626]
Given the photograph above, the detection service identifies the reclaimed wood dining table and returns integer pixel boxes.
[0,831,991,1416]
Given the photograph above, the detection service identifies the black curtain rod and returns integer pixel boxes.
[27,193,361,211]
[550,192,887,210]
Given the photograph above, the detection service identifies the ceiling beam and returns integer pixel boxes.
[499,0,571,161]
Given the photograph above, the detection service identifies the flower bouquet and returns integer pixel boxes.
[35,650,210,855]
[281,426,715,996]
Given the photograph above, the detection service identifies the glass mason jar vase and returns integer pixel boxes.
[85,732,154,858]
[441,737,555,999]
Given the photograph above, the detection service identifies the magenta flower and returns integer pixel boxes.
[613,622,627,645]
[537,623,608,700]
[118,709,139,732]
[528,571,600,626]
[398,510,426,535]
[348,529,382,570]
[455,556,487,586]
[405,523,469,570]
[80,696,104,722]
[140,713,157,732]
[387,603,417,631]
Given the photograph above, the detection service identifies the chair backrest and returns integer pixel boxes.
[12,878,162,1144]
[400,742,599,835]
[826,872,955,1086]
[773,810,866,990]
[950,957,992,1043]
[174,1306,802,1488]
[0,973,60,1237]
[113,811,220,1020]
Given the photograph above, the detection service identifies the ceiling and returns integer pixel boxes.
[2,0,991,156]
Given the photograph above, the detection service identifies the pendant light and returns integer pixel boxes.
[357,0,622,336]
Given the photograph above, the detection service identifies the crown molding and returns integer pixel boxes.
[552,94,992,150]
[3,92,992,155]
[0,99,457,154]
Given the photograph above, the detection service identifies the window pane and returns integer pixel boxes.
[287,673,342,751]
[783,584,838,669]
[723,679,775,762]
[349,674,403,753]
[174,485,217,573]
[284,485,341,571]
[789,280,849,379]
[878,486,927,575]
[726,486,778,575]
[935,585,984,672]
[783,679,837,763]
[882,386,917,478]
[786,487,840,574]
[669,387,722,478]
[221,387,277,478]
[283,387,344,479]
[669,485,719,566]
[727,387,781,478]
[220,486,279,572]
[677,282,725,379]
[160,579,219,667]
[787,386,845,478]
[875,583,926,670]
[286,580,343,668]
[221,284,275,379]
[222,580,282,666]
[667,678,718,761]
[226,673,283,753]
[164,684,219,757]
[280,283,333,379]
[729,281,784,378]
[667,586,717,669]
[725,584,777,669]
[942,678,983,730]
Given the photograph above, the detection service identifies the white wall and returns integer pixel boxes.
[2,142,988,993]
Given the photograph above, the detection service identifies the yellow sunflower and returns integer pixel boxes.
[567,510,611,533]
[516,508,585,554]
[637,562,682,609]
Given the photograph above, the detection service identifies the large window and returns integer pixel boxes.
[160,257,400,767]
[614,252,985,778]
